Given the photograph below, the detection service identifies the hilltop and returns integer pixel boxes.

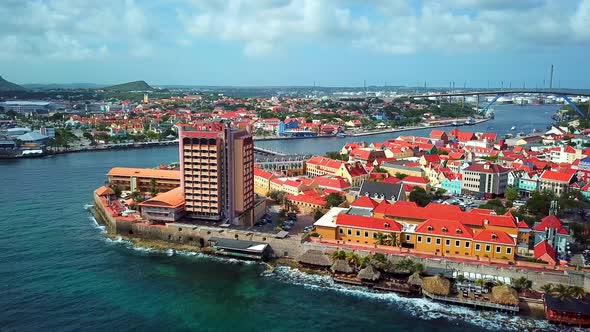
[0,76,26,91]
[103,80,152,91]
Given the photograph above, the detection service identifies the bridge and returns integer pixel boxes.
[408,89,590,117]
[253,146,287,156]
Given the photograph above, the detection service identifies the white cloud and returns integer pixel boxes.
[178,0,590,56]
[0,0,154,60]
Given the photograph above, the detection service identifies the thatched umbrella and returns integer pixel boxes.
[297,250,331,267]
[407,272,423,287]
[422,275,451,296]
[331,259,354,274]
[490,285,519,306]
[357,264,381,281]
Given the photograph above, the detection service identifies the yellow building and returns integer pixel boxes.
[254,168,275,196]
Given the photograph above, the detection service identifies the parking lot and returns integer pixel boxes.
[246,203,315,236]
[434,195,486,211]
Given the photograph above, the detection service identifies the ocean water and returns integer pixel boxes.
[0,105,572,331]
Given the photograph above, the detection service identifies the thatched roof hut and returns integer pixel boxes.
[490,285,519,306]
[331,259,354,274]
[422,275,451,296]
[357,265,381,281]
[407,272,423,286]
[297,250,331,267]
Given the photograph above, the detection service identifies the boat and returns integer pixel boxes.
[504,133,513,139]
[337,132,347,138]
[510,126,516,130]
[517,131,525,137]
[452,121,458,126]
[532,128,539,133]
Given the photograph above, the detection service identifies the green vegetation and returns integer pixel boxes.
[325,193,344,208]
[103,80,152,92]
[505,187,519,202]
[542,284,587,300]
[513,277,532,293]
[409,187,431,207]
[0,75,26,91]
[478,198,507,215]
[325,151,349,161]
[394,172,407,179]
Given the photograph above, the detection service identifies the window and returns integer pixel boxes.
[427,225,433,231]
[455,240,460,247]
[356,230,360,237]
[426,237,432,244]
[406,234,411,241]
[339,228,343,234]
[373,232,377,239]
[485,245,491,252]
[436,238,441,245]
[496,246,501,253]
[417,236,422,243]
[445,239,450,246]
[347,229,352,235]
[475,244,481,251]
[506,247,512,254]
[364,231,369,238]
[465,241,470,248]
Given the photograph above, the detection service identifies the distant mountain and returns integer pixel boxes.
[0,76,26,91]
[22,83,106,90]
[103,80,152,91]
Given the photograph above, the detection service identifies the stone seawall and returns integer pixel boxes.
[93,194,304,258]
[93,194,590,291]
[301,242,590,292]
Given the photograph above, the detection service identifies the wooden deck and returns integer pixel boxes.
[422,290,519,313]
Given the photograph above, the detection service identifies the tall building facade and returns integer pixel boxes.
[179,122,254,225]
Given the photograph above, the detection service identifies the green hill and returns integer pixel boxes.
[0,76,26,91]
[103,80,152,91]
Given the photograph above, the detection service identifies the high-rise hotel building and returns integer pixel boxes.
[179,122,254,225]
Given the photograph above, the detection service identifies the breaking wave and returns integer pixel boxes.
[267,265,576,332]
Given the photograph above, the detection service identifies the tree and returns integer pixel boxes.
[325,193,344,208]
[388,232,399,247]
[505,186,519,202]
[149,178,158,198]
[456,274,466,284]
[541,283,554,293]
[409,187,432,207]
[478,198,507,215]
[525,190,555,217]
[313,209,324,221]
[395,172,408,180]
[331,250,346,261]
[376,232,387,245]
[325,151,348,161]
[569,286,586,299]
[130,191,143,202]
[110,185,122,197]
[475,278,485,291]
[552,284,572,300]
[434,188,447,198]
[345,251,361,267]
[513,277,532,293]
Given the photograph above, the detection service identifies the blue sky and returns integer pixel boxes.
[1,0,589,88]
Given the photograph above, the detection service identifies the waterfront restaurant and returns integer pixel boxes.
[544,294,590,327]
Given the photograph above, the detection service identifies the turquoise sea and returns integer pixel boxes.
[0,105,574,331]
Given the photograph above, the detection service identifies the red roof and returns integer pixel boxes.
[254,168,274,180]
[415,218,474,238]
[343,162,368,177]
[533,215,568,234]
[381,177,401,184]
[473,229,515,245]
[430,130,447,139]
[534,240,557,264]
[539,169,576,183]
[336,213,402,232]
[350,196,379,209]
[313,175,350,190]
[306,156,345,171]
[285,192,326,206]
[402,176,429,185]
[464,162,510,173]
[517,221,530,229]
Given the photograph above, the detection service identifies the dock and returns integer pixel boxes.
[422,290,519,313]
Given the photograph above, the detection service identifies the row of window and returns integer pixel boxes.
[338,228,513,255]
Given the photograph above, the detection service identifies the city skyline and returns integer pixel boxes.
[1,0,590,87]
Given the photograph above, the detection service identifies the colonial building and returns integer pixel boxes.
[538,170,576,196]
[107,167,180,194]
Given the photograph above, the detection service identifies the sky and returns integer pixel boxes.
[1,0,590,88]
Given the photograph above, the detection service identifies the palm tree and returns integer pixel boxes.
[553,284,572,301]
[456,274,466,284]
[412,262,425,274]
[541,283,553,293]
[389,232,399,247]
[331,250,346,261]
[569,286,586,299]
[371,253,388,269]
[376,232,387,245]
[345,251,361,268]
[475,279,485,291]
[513,277,532,293]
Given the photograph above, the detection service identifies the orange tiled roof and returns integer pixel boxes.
[108,167,180,180]
[139,187,184,208]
